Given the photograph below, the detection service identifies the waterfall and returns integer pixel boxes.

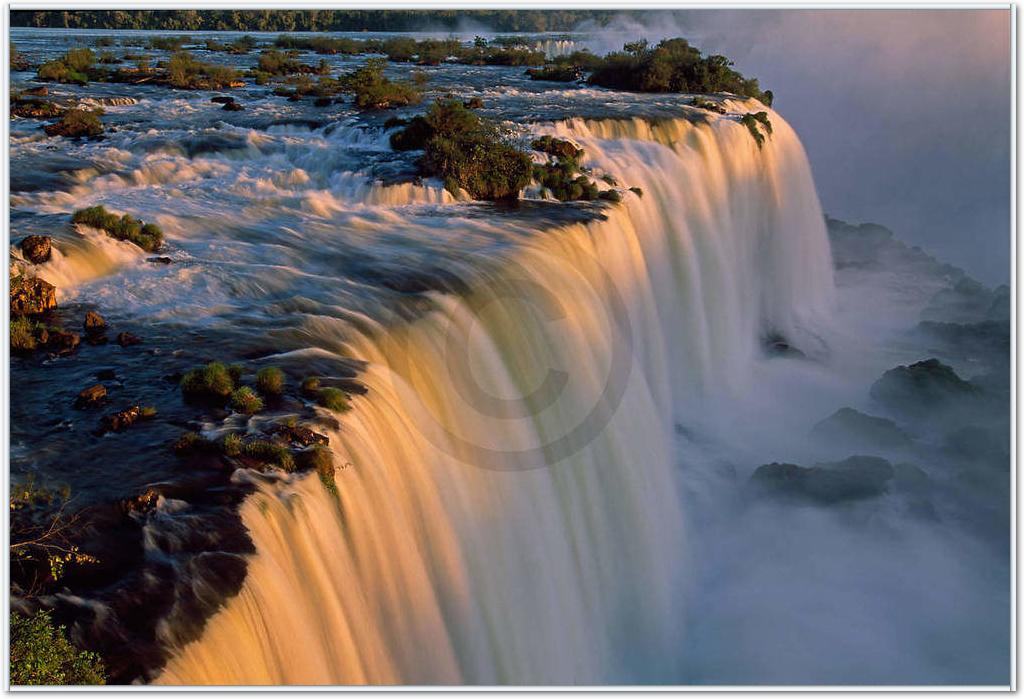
[156,106,835,685]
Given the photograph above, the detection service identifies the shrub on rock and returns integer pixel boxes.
[255,366,285,396]
[44,109,103,139]
[180,361,235,401]
[316,387,350,412]
[230,386,264,415]
[71,206,163,252]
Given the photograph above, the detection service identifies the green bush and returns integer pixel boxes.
[166,50,240,89]
[300,376,320,397]
[256,49,303,75]
[10,610,105,685]
[526,64,582,82]
[316,387,350,412]
[740,111,772,148]
[11,317,38,352]
[230,386,264,414]
[243,439,295,471]
[587,38,769,101]
[342,58,422,110]
[180,361,235,400]
[222,432,243,457]
[392,100,531,201]
[70,206,163,251]
[149,35,189,51]
[44,109,103,139]
[304,445,336,494]
[255,366,285,396]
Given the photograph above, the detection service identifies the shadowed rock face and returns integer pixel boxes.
[750,455,895,504]
[811,407,911,451]
[10,275,57,315]
[869,358,977,418]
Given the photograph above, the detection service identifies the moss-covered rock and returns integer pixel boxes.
[71,206,163,252]
[180,361,235,401]
[255,366,285,396]
[44,109,103,139]
[230,386,264,415]
[10,275,57,316]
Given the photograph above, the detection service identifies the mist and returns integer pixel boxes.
[577,9,1011,284]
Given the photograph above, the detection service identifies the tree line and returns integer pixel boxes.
[10,10,620,33]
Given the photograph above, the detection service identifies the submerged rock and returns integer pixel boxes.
[75,384,107,408]
[10,275,57,316]
[811,407,911,450]
[19,235,52,264]
[222,100,243,112]
[116,332,142,347]
[101,405,156,433]
[750,455,894,504]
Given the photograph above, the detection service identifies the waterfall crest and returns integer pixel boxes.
[156,108,835,685]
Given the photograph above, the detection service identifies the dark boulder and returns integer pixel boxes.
[10,275,57,316]
[463,97,484,109]
[101,405,156,433]
[269,423,329,448]
[750,455,894,504]
[20,235,52,264]
[75,384,107,408]
[811,407,911,450]
[23,86,48,97]
[210,95,234,104]
[117,332,142,347]
[313,97,332,107]
[221,100,243,112]
[146,256,173,265]
[869,358,977,417]
[83,310,106,333]
[45,328,79,355]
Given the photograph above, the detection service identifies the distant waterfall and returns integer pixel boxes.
[157,105,835,685]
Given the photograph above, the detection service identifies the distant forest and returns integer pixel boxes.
[9,10,621,33]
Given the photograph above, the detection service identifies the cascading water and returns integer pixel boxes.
[151,106,835,685]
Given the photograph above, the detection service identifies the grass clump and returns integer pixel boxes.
[36,48,97,84]
[303,445,336,494]
[300,376,320,397]
[70,206,163,252]
[166,50,241,89]
[255,366,285,396]
[222,432,243,457]
[256,49,304,75]
[739,111,772,148]
[230,386,264,415]
[391,100,531,201]
[316,387,351,412]
[43,109,103,139]
[526,64,582,82]
[341,58,422,110]
[243,439,295,471]
[11,317,39,352]
[10,610,106,685]
[180,361,235,401]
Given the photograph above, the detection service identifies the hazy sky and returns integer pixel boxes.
[584,9,1012,284]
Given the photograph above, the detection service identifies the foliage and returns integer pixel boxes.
[526,64,582,82]
[36,48,95,84]
[243,439,295,471]
[10,611,105,685]
[391,100,532,201]
[303,446,336,494]
[44,109,103,139]
[180,361,235,400]
[71,206,163,251]
[11,317,39,352]
[256,48,304,75]
[230,386,264,415]
[740,111,773,148]
[222,432,243,457]
[166,50,240,89]
[587,38,769,101]
[149,35,190,51]
[341,58,422,110]
[255,366,285,396]
[316,387,351,412]
[300,376,320,397]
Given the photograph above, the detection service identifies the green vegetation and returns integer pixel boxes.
[391,100,532,201]
[341,58,423,110]
[587,39,768,101]
[43,109,103,139]
[256,48,305,75]
[12,10,618,33]
[71,206,163,251]
[255,366,285,396]
[316,387,351,412]
[530,136,600,202]
[173,430,217,455]
[230,386,264,414]
[166,50,240,89]
[11,317,40,352]
[243,439,295,471]
[526,64,582,82]
[180,361,235,400]
[740,111,773,148]
[149,35,190,51]
[10,611,105,686]
[692,97,726,114]
[37,47,96,84]
[300,376,320,397]
[303,446,336,494]
[275,34,369,55]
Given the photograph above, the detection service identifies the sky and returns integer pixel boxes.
[581,9,1012,285]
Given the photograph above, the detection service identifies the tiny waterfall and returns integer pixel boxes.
[157,105,835,685]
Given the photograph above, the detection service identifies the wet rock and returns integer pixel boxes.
[45,329,80,355]
[811,407,911,450]
[221,100,243,112]
[870,358,978,417]
[101,405,156,433]
[750,455,894,504]
[75,383,107,408]
[83,310,106,333]
[313,96,331,107]
[117,332,142,347]
[23,86,48,97]
[122,487,160,515]
[19,235,52,264]
[463,97,485,109]
[11,99,64,119]
[269,423,329,447]
[146,256,172,264]
[762,331,805,359]
[210,95,234,104]
[10,275,57,316]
